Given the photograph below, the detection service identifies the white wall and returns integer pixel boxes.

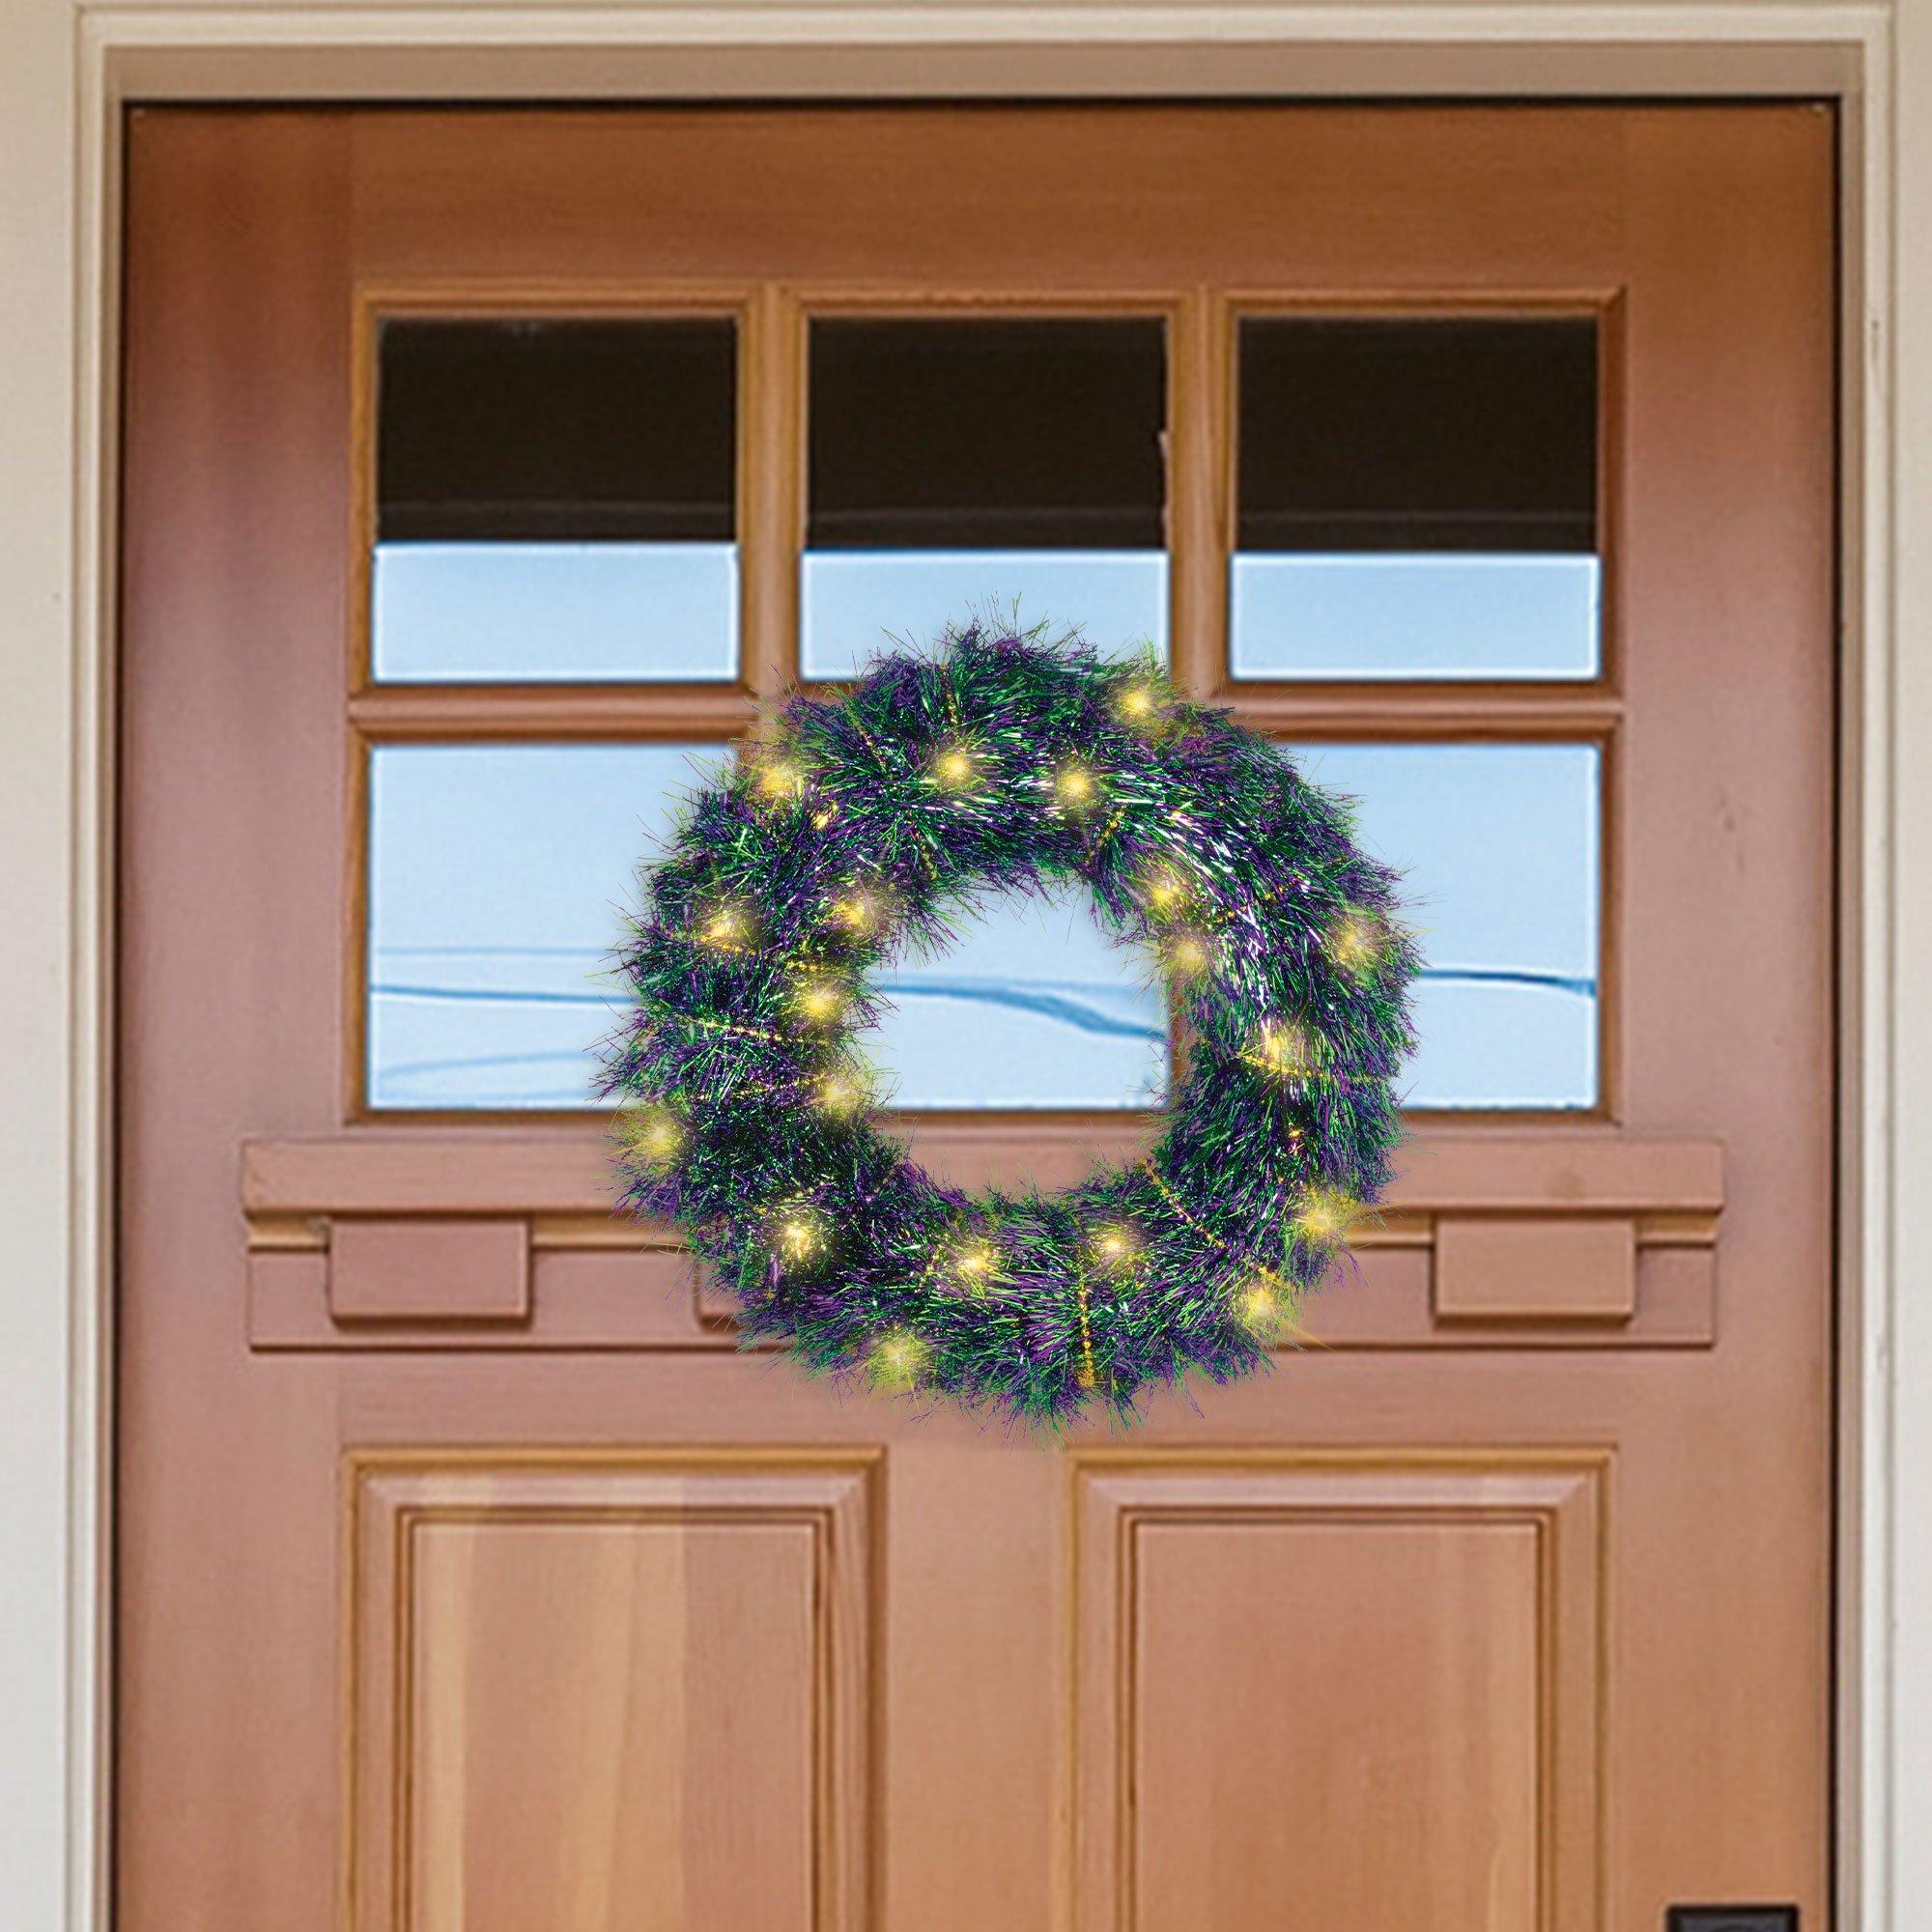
[1887,2,1932,1924]
[0,0,88,1925]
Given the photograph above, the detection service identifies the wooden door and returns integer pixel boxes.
[118,106,1835,1931]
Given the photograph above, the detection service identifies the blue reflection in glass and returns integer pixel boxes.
[868,885,1168,1111]
[1290,742,1601,1109]
[1234,553,1600,681]
[372,541,738,683]
[368,739,1595,1112]
[367,744,727,1109]
[367,745,1167,1112]
[801,551,1166,681]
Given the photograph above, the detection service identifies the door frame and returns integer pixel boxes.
[3,6,1923,1929]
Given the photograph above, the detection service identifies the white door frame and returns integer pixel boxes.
[4,6,1924,1928]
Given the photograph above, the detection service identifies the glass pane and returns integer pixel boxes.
[803,552,1166,679]
[1231,554,1599,680]
[1236,317,1599,680]
[1289,742,1601,1109]
[373,318,737,682]
[367,743,728,1109]
[372,543,736,683]
[868,885,1169,1112]
[803,318,1167,679]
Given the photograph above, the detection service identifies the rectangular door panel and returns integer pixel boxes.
[349,1455,875,1932]
[1073,1456,1605,1932]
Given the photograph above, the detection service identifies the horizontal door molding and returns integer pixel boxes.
[243,1126,1721,1224]
[243,1130,1721,1354]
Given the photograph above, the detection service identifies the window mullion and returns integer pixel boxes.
[740,284,806,702]
[1167,287,1230,702]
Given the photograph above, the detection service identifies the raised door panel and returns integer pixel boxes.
[1073,1455,1605,1932]
[348,1455,877,1932]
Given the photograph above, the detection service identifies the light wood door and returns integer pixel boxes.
[118,105,1835,1931]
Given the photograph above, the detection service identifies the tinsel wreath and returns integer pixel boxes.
[600,623,1418,1429]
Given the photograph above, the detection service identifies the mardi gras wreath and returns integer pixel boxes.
[601,624,1417,1428]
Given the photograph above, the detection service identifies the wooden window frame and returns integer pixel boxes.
[345,280,1623,1126]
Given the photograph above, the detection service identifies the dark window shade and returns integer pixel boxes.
[809,319,1166,550]
[1237,316,1597,554]
[377,318,736,543]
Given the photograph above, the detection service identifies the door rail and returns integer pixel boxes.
[241,1130,1721,1353]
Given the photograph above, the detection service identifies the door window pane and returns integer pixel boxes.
[1236,317,1599,680]
[372,318,737,682]
[367,748,1166,1114]
[366,743,729,1109]
[868,886,1168,1111]
[1289,742,1601,1109]
[803,318,1168,678]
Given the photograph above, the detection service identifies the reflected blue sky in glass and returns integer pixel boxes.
[368,737,1598,1115]
[1234,553,1600,681]
[372,541,738,683]
[1291,741,1600,1109]
[801,551,1166,681]
[367,743,726,1109]
[868,885,1167,1111]
[367,743,1166,1111]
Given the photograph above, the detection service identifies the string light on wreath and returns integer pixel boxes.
[1293,1186,1360,1248]
[1253,1018,1320,1082]
[812,1065,872,1121]
[927,737,986,793]
[1050,756,1103,817]
[768,1204,831,1270]
[944,1234,1002,1296]
[750,750,809,807]
[622,1104,686,1174]
[826,878,895,941]
[603,620,1417,1429]
[696,899,757,953]
[1110,662,1180,740]
[868,1327,932,1392]
[1087,1218,1146,1276]
[1325,907,1384,977]
[1137,860,1193,920]
[1159,928,1216,981]
[789,972,850,1030]
[1234,1275,1293,1338]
